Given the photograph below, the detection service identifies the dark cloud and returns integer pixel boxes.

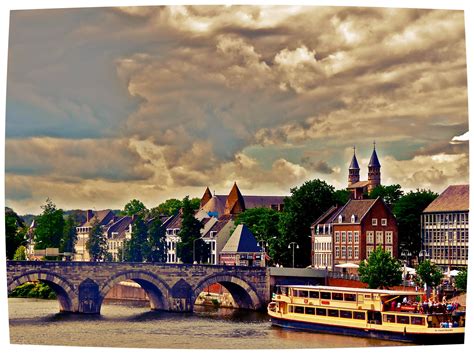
[301,157,336,174]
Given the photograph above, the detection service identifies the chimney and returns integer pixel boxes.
[86,209,93,222]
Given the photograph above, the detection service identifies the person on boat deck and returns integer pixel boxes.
[391,301,396,311]
[402,296,408,304]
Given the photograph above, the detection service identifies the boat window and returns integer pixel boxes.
[332,293,343,301]
[321,292,331,299]
[364,294,372,300]
[316,308,327,316]
[300,290,309,298]
[305,307,315,315]
[309,291,319,299]
[383,314,396,323]
[397,315,409,324]
[353,312,366,320]
[340,310,352,319]
[344,293,356,302]
[411,317,425,326]
[289,305,294,313]
[328,309,339,317]
[295,306,305,314]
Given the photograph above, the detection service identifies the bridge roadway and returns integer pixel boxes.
[6,261,270,314]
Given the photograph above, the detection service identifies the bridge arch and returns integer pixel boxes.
[192,273,263,310]
[7,270,76,312]
[99,270,171,311]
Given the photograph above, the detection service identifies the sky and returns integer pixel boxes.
[4,4,469,215]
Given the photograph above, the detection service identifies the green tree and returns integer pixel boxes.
[177,196,204,264]
[358,246,403,289]
[146,218,167,262]
[123,215,150,262]
[154,198,182,216]
[415,260,443,288]
[13,245,27,260]
[234,207,283,265]
[277,179,336,267]
[454,268,468,292]
[369,184,404,207]
[333,189,350,206]
[5,207,26,260]
[86,217,108,261]
[392,189,438,257]
[60,213,77,254]
[123,199,148,216]
[34,198,65,250]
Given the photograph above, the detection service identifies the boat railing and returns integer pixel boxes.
[328,271,360,281]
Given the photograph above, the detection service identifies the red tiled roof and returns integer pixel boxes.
[348,181,370,188]
[81,209,115,227]
[335,199,378,224]
[424,185,469,213]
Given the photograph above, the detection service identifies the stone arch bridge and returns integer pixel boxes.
[6,261,270,314]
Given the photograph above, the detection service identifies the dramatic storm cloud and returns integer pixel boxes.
[5,5,468,214]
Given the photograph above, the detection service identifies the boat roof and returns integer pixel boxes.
[279,285,421,296]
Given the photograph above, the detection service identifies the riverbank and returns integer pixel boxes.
[8,282,56,299]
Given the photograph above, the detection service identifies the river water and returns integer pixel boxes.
[8,298,411,349]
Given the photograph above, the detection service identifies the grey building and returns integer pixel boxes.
[421,185,469,271]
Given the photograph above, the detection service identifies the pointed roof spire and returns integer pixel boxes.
[368,142,381,168]
[200,186,213,208]
[224,182,246,215]
[349,146,360,170]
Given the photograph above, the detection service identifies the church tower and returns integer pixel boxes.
[348,147,360,186]
[368,142,381,193]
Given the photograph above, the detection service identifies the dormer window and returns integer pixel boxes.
[210,231,217,238]
[338,215,343,223]
[351,214,357,223]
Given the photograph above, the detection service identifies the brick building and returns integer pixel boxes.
[332,197,398,266]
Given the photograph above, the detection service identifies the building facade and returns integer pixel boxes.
[421,185,469,271]
[310,205,341,269]
[332,197,398,266]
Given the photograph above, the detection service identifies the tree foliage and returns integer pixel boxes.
[123,215,149,262]
[34,198,65,250]
[86,217,108,261]
[333,189,351,206]
[60,213,77,253]
[358,246,403,289]
[369,184,404,207]
[392,189,438,257]
[454,268,468,292]
[177,196,204,264]
[234,207,282,265]
[277,179,336,267]
[415,260,443,288]
[146,218,167,262]
[13,245,27,260]
[5,207,26,260]
[153,197,201,217]
[123,199,148,216]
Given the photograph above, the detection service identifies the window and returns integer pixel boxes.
[367,246,374,256]
[294,306,304,314]
[385,231,393,244]
[344,293,356,302]
[354,231,359,244]
[316,308,327,316]
[351,214,357,223]
[353,312,366,320]
[385,246,393,256]
[397,315,409,324]
[335,232,340,243]
[341,232,346,243]
[384,314,396,323]
[338,215,343,223]
[411,317,425,325]
[381,218,387,226]
[321,292,331,300]
[340,310,352,319]
[376,231,383,244]
[348,247,353,259]
[332,293,343,301]
[309,291,319,299]
[341,246,346,258]
[372,218,378,226]
[354,246,359,259]
[366,231,374,244]
[348,231,352,243]
[300,290,309,298]
[305,307,315,315]
[335,246,340,258]
[328,309,339,317]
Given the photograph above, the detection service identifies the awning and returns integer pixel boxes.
[335,262,359,269]
[444,270,460,277]
[403,266,417,275]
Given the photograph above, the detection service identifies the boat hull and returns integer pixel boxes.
[269,316,464,344]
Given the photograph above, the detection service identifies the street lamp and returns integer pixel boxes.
[257,240,268,267]
[288,242,299,268]
[193,236,204,264]
[418,249,429,263]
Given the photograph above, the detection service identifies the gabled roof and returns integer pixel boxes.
[334,198,378,224]
[106,216,132,239]
[423,185,469,213]
[241,195,286,209]
[368,148,381,168]
[348,181,370,189]
[201,195,225,216]
[221,224,262,253]
[311,205,341,227]
[165,213,182,229]
[200,187,213,207]
[202,214,234,238]
[80,209,115,227]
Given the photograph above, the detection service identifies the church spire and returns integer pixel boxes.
[368,141,381,168]
[348,146,360,185]
[224,182,246,215]
[368,142,381,193]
